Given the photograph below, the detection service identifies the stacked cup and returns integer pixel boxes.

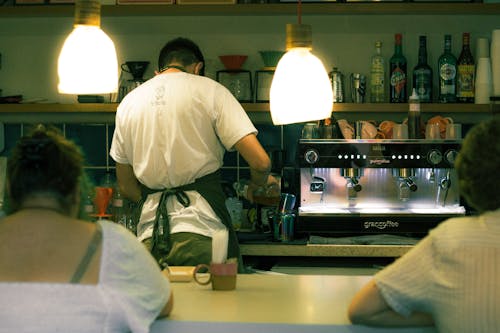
[475,37,493,104]
[491,30,500,98]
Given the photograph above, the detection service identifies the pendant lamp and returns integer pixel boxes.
[57,0,118,94]
[269,1,333,125]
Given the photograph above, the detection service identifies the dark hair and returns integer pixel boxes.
[455,117,500,213]
[7,124,84,213]
[158,37,205,76]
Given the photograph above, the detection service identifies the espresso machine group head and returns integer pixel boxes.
[297,139,465,236]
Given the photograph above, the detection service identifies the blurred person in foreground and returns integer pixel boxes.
[110,37,277,272]
[348,117,500,333]
[0,125,172,332]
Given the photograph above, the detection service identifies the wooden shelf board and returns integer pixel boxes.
[1,102,496,114]
[0,103,118,113]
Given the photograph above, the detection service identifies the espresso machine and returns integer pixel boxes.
[297,139,466,236]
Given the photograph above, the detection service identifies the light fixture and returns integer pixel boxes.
[269,0,333,125]
[57,0,118,94]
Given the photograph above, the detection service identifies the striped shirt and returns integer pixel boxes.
[375,209,500,333]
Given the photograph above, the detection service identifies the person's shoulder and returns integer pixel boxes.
[98,220,138,245]
[430,215,476,237]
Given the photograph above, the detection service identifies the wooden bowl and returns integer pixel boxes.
[219,55,248,70]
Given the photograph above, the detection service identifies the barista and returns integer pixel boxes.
[110,37,278,272]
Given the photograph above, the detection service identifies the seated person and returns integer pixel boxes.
[348,117,500,333]
[0,124,173,332]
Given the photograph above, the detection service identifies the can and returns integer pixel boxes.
[279,213,295,242]
[330,67,345,103]
[350,73,366,103]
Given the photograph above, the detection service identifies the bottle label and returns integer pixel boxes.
[440,63,456,81]
[414,70,432,102]
[409,103,420,112]
[113,198,124,208]
[84,204,94,214]
[390,67,406,96]
[457,64,475,97]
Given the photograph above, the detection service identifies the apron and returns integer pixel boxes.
[131,170,244,273]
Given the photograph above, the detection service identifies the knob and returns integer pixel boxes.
[304,149,319,164]
[427,149,443,166]
[445,149,459,166]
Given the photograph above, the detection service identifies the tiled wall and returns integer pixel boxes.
[0,121,304,200]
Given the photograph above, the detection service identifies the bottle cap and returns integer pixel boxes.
[409,88,419,101]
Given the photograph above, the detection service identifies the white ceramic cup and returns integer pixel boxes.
[445,123,462,140]
[392,123,409,139]
[425,123,441,140]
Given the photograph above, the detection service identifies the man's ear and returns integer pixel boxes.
[194,62,204,76]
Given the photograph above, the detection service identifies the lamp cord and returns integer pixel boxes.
[297,0,302,25]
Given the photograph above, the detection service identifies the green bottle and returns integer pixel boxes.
[389,33,408,103]
[412,35,433,103]
[438,34,457,103]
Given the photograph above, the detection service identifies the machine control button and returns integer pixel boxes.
[445,149,459,165]
[427,149,443,165]
[304,149,319,164]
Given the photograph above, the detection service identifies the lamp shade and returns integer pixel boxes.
[58,25,118,94]
[270,47,333,125]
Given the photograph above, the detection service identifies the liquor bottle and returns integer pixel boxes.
[389,33,408,103]
[112,188,128,227]
[438,34,457,103]
[408,88,421,139]
[457,32,475,103]
[412,35,433,103]
[370,41,385,102]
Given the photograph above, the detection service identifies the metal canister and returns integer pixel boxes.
[329,67,345,103]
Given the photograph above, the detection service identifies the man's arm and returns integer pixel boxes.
[348,279,434,327]
[233,134,279,201]
[115,162,142,203]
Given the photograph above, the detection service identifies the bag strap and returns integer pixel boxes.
[70,224,102,283]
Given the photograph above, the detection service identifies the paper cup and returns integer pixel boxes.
[475,58,493,104]
[491,29,500,96]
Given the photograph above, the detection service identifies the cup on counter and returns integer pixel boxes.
[425,123,441,140]
[445,123,462,140]
[193,259,238,291]
[392,123,409,139]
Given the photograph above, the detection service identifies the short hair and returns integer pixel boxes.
[7,124,84,213]
[455,117,500,213]
[158,37,205,75]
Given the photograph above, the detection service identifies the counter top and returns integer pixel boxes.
[151,274,436,333]
[240,243,413,258]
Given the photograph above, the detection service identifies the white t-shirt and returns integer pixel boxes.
[0,220,170,333]
[110,72,257,241]
[375,209,500,333]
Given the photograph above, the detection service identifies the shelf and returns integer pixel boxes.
[0,103,118,113]
[244,102,498,113]
[1,102,497,114]
[1,3,500,18]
